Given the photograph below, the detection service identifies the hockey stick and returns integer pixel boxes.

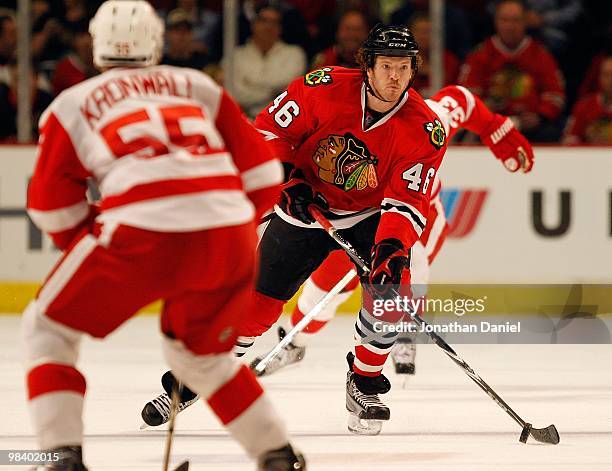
[254,268,358,374]
[162,382,190,471]
[309,206,559,445]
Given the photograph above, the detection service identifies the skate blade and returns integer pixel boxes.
[347,413,383,436]
[139,422,149,430]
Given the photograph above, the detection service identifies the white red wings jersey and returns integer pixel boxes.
[254,67,449,250]
[425,84,499,197]
[28,65,282,249]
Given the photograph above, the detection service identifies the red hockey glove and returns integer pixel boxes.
[482,115,534,173]
[365,238,410,295]
[279,170,329,224]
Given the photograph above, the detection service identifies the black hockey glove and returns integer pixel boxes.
[279,170,329,224]
[365,238,410,295]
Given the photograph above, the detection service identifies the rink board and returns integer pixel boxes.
[1,146,611,313]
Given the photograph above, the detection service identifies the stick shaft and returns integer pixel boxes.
[254,268,358,373]
[309,206,527,429]
[162,384,181,471]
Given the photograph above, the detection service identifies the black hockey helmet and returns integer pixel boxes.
[361,24,420,69]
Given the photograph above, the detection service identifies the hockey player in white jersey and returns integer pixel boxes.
[23,2,304,470]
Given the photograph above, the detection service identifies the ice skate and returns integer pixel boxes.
[257,444,306,471]
[391,338,416,376]
[345,352,391,435]
[249,327,306,377]
[140,371,199,428]
[31,446,88,470]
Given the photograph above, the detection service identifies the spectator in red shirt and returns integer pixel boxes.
[311,9,369,69]
[563,55,612,145]
[460,0,565,142]
[409,13,460,97]
[52,26,97,95]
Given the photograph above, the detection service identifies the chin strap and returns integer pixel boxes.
[365,77,397,104]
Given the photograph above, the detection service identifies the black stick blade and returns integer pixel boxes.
[519,423,532,443]
[530,424,560,444]
[173,461,189,471]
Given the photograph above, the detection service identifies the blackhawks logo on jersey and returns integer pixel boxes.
[424,119,446,150]
[312,132,378,191]
[304,67,333,87]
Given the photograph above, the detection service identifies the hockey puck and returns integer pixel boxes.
[520,423,532,443]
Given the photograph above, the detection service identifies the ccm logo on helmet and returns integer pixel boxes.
[388,43,407,47]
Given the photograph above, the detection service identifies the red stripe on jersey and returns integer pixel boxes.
[101,175,243,210]
[207,365,264,425]
[27,363,86,400]
[376,212,420,246]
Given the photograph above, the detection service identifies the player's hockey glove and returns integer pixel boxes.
[365,238,410,296]
[482,115,534,173]
[279,169,329,224]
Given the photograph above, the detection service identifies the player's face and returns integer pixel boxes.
[368,56,414,102]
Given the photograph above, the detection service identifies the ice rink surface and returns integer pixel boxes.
[2,314,612,471]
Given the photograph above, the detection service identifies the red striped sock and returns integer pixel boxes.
[27,363,86,400]
[207,365,264,425]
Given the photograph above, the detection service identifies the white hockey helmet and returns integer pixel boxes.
[89,0,164,68]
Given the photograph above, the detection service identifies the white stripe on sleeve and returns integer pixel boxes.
[241,160,283,193]
[28,201,90,233]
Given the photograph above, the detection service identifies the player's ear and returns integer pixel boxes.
[366,66,375,81]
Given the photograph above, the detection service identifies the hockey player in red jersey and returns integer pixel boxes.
[240,44,534,433]
[237,25,447,435]
[22,2,304,470]
[143,69,533,436]
[141,80,534,427]
[255,84,534,377]
[140,27,534,436]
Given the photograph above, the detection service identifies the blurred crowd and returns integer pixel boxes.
[0,0,609,144]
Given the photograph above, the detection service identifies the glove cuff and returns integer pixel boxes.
[375,238,407,255]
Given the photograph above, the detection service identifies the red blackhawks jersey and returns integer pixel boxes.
[459,36,565,120]
[255,67,483,250]
[28,65,282,250]
[563,93,612,145]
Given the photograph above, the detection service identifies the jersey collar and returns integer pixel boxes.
[361,83,410,132]
[491,35,531,56]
